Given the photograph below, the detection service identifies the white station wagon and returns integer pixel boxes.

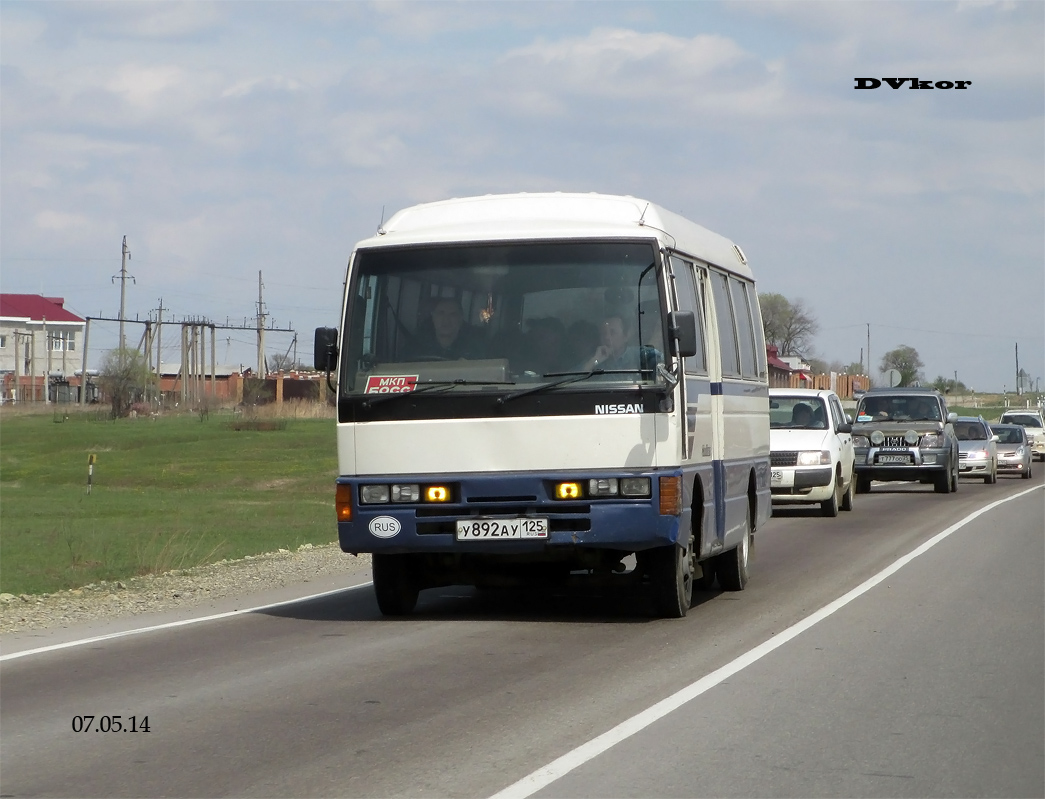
[769,388,856,517]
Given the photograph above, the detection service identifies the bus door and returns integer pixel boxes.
[669,255,717,558]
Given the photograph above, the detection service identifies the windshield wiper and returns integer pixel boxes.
[497,369,606,405]
[361,379,515,409]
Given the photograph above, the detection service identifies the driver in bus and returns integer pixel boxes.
[407,297,486,360]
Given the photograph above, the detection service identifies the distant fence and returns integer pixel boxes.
[770,372,870,398]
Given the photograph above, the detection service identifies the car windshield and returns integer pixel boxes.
[856,395,941,422]
[991,426,1025,445]
[1002,414,1043,428]
[955,422,988,441]
[339,240,667,398]
[770,396,828,429]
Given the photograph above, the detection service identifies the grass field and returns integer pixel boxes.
[0,410,339,596]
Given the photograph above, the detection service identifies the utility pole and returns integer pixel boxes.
[257,271,267,378]
[80,320,91,406]
[1015,342,1021,395]
[42,315,50,405]
[866,323,871,382]
[155,298,164,395]
[113,235,134,353]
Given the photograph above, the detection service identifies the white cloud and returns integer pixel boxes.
[221,75,304,99]
[106,64,187,108]
[34,210,90,231]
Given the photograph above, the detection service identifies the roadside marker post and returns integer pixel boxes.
[87,453,96,495]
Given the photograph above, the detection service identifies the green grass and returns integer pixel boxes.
[0,411,339,596]
[951,406,1012,421]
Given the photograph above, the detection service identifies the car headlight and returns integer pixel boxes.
[870,430,885,445]
[1016,446,1026,456]
[798,450,831,466]
[968,449,988,460]
[904,430,919,445]
[919,433,946,448]
[852,435,870,448]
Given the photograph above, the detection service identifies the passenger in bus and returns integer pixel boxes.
[406,297,486,360]
[577,313,660,374]
[517,317,569,374]
[565,319,600,369]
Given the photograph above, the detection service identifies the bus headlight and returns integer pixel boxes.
[588,478,619,497]
[391,484,420,502]
[359,484,390,504]
[620,477,651,497]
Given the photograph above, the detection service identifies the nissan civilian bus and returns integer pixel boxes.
[315,193,771,617]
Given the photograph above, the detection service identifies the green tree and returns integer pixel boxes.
[97,348,154,418]
[931,375,968,394]
[758,293,819,356]
[880,345,924,387]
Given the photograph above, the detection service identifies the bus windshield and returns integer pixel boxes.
[340,240,667,397]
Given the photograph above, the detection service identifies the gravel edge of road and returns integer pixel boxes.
[0,543,371,634]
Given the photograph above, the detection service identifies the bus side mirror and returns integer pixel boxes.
[668,311,697,358]
[314,327,339,372]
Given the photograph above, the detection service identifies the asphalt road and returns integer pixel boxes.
[2,474,1042,799]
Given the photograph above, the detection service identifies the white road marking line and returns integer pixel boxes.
[0,583,372,662]
[489,484,1044,799]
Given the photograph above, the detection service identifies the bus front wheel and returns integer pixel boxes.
[644,543,693,619]
[372,553,420,616]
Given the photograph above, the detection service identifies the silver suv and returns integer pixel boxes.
[851,388,959,494]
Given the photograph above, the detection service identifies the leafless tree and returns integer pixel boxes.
[758,293,819,356]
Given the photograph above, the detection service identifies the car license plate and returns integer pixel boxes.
[455,518,548,540]
[771,470,794,487]
[878,454,911,464]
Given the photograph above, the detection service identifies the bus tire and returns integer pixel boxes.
[372,554,419,616]
[646,543,692,618]
[717,505,751,591]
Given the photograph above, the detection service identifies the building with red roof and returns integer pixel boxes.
[0,294,87,402]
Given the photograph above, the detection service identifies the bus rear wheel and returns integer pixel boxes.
[716,505,751,591]
[372,554,420,616]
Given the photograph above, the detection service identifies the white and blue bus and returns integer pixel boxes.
[315,193,770,617]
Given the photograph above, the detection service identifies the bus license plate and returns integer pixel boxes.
[456,518,549,540]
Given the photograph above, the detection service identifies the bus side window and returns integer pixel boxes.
[710,270,741,378]
[670,256,707,374]
[729,277,759,380]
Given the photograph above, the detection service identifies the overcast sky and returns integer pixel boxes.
[1,1,1042,392]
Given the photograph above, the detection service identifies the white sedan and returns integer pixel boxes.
[769,388,857,517]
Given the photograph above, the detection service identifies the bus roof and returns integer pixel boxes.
[353,192,751,278]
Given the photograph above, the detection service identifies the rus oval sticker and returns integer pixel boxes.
[369,516,401,538]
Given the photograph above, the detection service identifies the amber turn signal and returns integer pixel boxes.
[555,482,582,500]
[336,483,353,521]
[658,476,682,516]
[425,485,450,502]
